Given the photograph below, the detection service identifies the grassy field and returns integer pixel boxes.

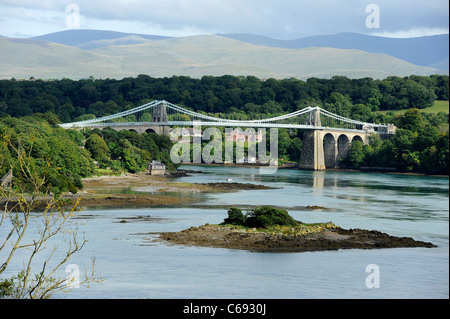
[422,100,450,114]
[378,100,449,115]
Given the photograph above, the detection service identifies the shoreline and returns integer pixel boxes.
[64,165,448,209]
[180,162,449,178]
[3,165,446,211]
[153,224,437,253]
[72,173,278,209]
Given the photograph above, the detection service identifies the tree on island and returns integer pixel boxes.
[222,206,299,228]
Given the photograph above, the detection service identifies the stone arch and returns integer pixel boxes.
[128,129,139,134]
[145,128,158,134]
[352,135,364,144]
[337,134,350,160]
[323,133,337,168]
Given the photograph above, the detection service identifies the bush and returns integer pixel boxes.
[244,206,298,228]
[221,206,299,228]
[223,208,246,225]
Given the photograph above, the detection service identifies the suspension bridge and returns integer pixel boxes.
[59,100,396,170]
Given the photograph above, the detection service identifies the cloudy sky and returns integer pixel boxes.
[0,0,448,39]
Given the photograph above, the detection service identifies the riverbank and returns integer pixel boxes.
[182,162,449,177]
[73,172,277,209]
[154,224,437,253]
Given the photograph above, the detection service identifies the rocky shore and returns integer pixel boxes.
[1,173,280,210]
[72,173,277,208]
[155,224,436,253]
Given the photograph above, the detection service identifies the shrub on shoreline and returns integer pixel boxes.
[222,206,299,228]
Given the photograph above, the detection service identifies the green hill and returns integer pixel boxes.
[0,35,443,80]
[0,38,122,79]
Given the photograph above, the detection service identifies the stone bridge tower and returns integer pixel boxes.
[298,108,369,171]
[299,108,326,171]
[152,101,169,123]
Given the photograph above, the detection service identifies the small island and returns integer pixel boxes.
[156,206,436,253]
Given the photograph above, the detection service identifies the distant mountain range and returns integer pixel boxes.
[32,29,170,50]
[219,32,449,70]
[0,29,447,80]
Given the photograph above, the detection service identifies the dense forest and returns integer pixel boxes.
[0,74,448,122]
[0,74,448,194]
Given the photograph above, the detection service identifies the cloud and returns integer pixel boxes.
[0,0,448,38]
[371,27,449,38]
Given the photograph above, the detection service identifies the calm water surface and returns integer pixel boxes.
[2,166,449,299]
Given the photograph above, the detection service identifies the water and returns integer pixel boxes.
[1,166,448,299]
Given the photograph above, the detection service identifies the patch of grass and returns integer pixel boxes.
[167,182,193,186]
[377,100,449,115]
[423,100,449,114]
[94,168,122,176]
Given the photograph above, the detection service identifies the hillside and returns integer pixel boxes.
[32,29,170,49]
[220,32,450,70]
[0,37,126,79]
[0,34,443,80]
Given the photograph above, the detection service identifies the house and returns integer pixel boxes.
[225,129,263,143]
[0,170,13,188]
[147,161,166,175]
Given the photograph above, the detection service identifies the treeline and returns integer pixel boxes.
[0,74,448,123]
[0,114,94,194]
[342,109,449,174]
[0,114,178,194]
[0,74,448,180]
[83,127,177,173]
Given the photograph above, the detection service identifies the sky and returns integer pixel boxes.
[0,0,448,39]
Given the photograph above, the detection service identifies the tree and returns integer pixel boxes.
[351,104,372,122]
[0,140,102,299]
[277,129,292,158]
[222,208,246,226]
[344,140,366,168]
[85,133,109,161]
[394,108,425,131]
[287,137,303,161]
[244,206,298,228]
[325,93,352,117]
[403,79,436,109]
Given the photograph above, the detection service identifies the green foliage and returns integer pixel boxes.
[85,133,109,161]
[0,116,94,194]
[0,74,448,175]
[0,75,447,124]
[394,108,425,131]
[0,276,15,298]
[342,140,366,168]
[222,206,299,228]
[341,109,449,174]
[223,208,246,226]
[84,128,178,174]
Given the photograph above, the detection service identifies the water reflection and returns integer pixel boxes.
[312,171,325,189]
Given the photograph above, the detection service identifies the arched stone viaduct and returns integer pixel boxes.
[298,129,368,171]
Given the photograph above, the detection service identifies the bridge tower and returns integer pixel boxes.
[152,101,168,123]
[151,101,170,135]
[299,108,326,171]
